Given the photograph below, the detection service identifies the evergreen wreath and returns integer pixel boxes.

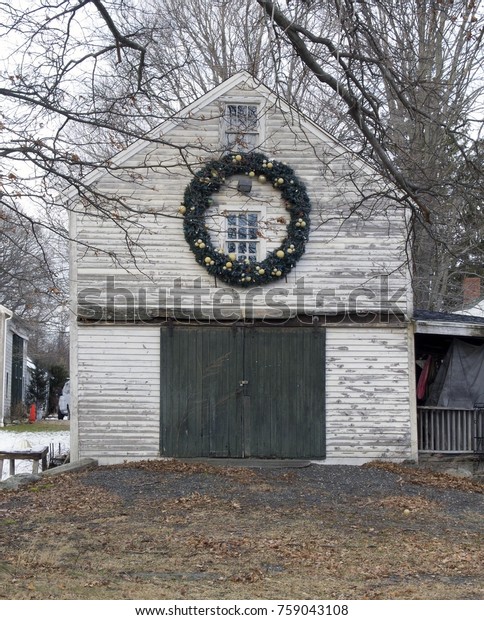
[180,151,311,287]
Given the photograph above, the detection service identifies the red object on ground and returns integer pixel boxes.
[29,404,36,423]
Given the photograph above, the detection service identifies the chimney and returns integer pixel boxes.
[463,277,481,305]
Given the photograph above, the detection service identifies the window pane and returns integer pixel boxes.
[227,105,237,129]
[225,213,260,259]
[247,105,257,129]
[236,105,258,131]
[240,106,250,130]
[224,104,258,149]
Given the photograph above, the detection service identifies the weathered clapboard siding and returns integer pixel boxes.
[75,326,160,463]
[73,322,415,463]
[325,326,416,462]
[72,78,410,321]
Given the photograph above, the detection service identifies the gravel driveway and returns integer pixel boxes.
[81,460,483,524]
[1,459,483,600]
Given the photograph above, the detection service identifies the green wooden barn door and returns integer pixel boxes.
[243,326,326,458]
[160,325,325,458]
[160,325,243,457]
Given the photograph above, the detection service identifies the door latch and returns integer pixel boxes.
[239,380,249,387]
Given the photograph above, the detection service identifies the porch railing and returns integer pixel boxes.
[417,406,484,453]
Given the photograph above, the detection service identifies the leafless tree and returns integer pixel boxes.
[0,206,67,321]
[75,0,343,149]
[0,0,153,342]
[0,0,155,325]
[256,0,484,309]
[1,0,483,312]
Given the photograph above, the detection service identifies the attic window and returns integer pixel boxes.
[224,104,259,152]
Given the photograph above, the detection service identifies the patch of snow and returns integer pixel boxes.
[0,430,70,480]
[456,299,484,318]
[462,301,484,318]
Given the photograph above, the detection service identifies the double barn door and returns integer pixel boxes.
[160,324,325,458]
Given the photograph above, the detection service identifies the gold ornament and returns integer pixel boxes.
[276,250,285,258]
[178,205,186,215]
[235,154,242,161]
[267,162,273,169]
[258,175,266,183]
[249,171,255,177]
[228,253,236,261]
[277,177,284,185]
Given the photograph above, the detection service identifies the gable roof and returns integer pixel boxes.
[0,305,13,318]
[64,71,370,200]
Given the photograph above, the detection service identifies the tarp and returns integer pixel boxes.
[427,339,484,408]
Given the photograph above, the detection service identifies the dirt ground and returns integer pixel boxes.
[0,459,483,600]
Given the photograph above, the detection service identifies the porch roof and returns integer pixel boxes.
[414,309,484,337]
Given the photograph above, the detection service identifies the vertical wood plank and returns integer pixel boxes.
[244,326,326,458]
[160,325,242,457]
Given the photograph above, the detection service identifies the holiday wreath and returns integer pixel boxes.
[180,151,311,287]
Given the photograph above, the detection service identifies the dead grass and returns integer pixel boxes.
[363,460,484,493]
[0,461,483,600]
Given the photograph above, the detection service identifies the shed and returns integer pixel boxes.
[414,310,484,454]
[68,72,417,465]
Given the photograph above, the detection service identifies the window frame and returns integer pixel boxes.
[217,206,267,262]
[225,211,259,262]
[220,98,264,153]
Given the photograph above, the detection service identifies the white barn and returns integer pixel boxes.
[68,72,417,465]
